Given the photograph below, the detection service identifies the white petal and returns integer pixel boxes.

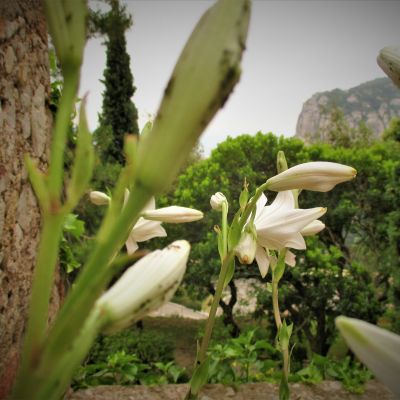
[256,207,326,250]
[255,245,270,278]
[254,192,268,220]
[255,191,294,226]
[125,234,139,255]
[131,218,167,243]
[336,317,400,397]
[143,206,203,223]
[285,250,296,267]
[301,220,325,236]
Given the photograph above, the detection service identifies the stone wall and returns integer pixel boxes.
[0,1,63,396]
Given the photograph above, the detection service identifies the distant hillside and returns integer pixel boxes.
[295,77,400,143]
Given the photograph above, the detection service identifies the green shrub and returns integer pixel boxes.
[87,329,174,364]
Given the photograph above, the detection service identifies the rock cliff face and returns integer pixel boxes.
[295,77,400,143]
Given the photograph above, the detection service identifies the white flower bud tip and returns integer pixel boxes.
[97,240,190,333]
[266,162,357,192]
[210,192,227,211]
[300,220,325,236]
[89,191,110,206]
[235,231,257,265]
[142,206,203,223]
[336,316,400,396]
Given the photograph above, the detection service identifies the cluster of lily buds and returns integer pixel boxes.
[96,241,190,334]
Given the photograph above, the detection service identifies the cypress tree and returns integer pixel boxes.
[91,0,139,164]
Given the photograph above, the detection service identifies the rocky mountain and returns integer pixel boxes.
[295,77,400,143]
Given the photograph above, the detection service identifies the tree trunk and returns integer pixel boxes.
[0,1,63,397]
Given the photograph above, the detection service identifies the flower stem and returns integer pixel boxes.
[272,271,290,399]
[48,71,79,199]
[16,213,64,386]
[16,71,79,393]
[197,201,230,364]
[16,183,151,397]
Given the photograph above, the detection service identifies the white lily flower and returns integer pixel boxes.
[336,316,400,397]
[142,206,203,223]
[97,240,190,334]
[124,189,167,255]
[300,220,325,236]
[251,191,326,277]
[266,161,357,192]
[210,192,227,211]
[89,191,110,206]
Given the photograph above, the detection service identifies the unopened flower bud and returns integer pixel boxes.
[266,162,356,192]
[235,231,257,265]
[142,206,203,223]
[89,191,110,206]
[210,192,227,211]
[377,46,400,88]
[97,240,190,334]
[335,316,400,397]
[135,0,250,194]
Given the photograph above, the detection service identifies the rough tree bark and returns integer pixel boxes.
[0,1,63,397]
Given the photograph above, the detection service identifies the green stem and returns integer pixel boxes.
[34,308,105,400]
[16,213,64,391]
[198,252,233,364]
[16,306,105,400]
[272,276,290,397]
[36,184,151,380]
[197,201,229,364]
[221,201,228,259]
[48,71,79,199]
[272,279,282,330]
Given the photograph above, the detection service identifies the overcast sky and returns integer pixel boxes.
[80,0,400,155]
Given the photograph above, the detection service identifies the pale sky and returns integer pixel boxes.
[80,0,400,155]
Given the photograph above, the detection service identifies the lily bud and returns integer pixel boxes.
[377,46,400,88]
[135,0,250,194]
[300,220,325,236]
[266,162,356,192]
[142,206,203,223]
[336,316,400,397]
[89,191,110,206]
[210,192,227,211]
[235,230,257,265]
[97,240,190,334]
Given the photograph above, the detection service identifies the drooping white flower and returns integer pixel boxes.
[247,191,326,277]
[124,190,167,255]
[142,206,203,223]
[336,316,400,397]
[96,240,190,333]
[210,192,227,211]
[89,191,110,205]
[266,161,357,192]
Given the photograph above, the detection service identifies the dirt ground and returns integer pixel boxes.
[69,380,396,400]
